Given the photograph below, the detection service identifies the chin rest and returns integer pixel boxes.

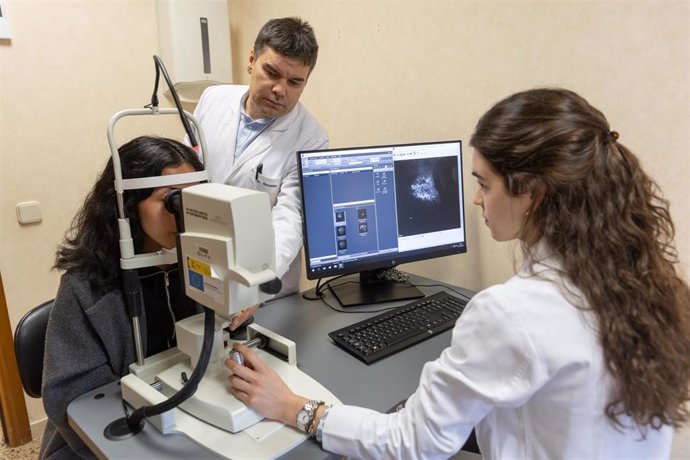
[14,299,54,398]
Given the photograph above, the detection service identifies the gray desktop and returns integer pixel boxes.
[68,273,477,459]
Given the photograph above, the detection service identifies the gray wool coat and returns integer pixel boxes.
[39,267,199,459]
[39,271,145,459]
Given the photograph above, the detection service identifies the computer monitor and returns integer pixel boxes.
[297,140,467,307]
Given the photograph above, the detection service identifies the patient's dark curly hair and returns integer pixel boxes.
[54,136,203,291]
[470,88,690,430]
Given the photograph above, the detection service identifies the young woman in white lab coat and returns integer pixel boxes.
[224,88,690,459]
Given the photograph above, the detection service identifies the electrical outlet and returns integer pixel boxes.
[17,201,42,224]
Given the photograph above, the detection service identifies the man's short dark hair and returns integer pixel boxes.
[254,17,319,72]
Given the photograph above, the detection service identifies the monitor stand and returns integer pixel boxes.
[329,270,424,308]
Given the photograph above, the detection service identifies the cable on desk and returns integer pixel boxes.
[303,268,411,302]
[301,274,350,301]
[301,276,418,315]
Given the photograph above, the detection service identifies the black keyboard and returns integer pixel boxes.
[328,291,467,364]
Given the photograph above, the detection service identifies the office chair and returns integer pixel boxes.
[13,299,54,398]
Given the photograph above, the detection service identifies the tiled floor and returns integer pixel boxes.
[0,426,42,460]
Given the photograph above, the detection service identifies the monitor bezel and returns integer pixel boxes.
[297,139,467,281]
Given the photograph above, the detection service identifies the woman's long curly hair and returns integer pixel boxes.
[470,88,690,430]
[54,136,203,291]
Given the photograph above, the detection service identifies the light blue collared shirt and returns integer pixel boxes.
[235,93,276,159]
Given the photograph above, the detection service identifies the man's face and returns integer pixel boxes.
[245,46,311,119]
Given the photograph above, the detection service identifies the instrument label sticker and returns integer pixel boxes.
[186,256,223,304]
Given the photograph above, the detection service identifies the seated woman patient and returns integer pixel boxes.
[226,88,690,459]
[40,136,204,459]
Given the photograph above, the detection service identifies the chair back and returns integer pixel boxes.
[14,299,54,398]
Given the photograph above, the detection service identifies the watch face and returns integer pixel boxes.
[298,410,310,426]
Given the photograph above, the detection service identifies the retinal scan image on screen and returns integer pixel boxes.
[298,140,467,282]
[394,156,461,237]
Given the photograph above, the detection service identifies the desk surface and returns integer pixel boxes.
[68,273,474,459]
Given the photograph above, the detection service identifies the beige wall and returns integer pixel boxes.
[1,0,687,431]
[228,0,689,291]
[0,0,187,428]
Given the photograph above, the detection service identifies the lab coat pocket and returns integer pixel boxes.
[254,173,281,206]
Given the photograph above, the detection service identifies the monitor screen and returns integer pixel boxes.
[298,140,467,307]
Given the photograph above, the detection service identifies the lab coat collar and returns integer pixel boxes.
[521,239,586,308]
[226,102,302,177]
[518,239,562,282]
[523,239,555,267]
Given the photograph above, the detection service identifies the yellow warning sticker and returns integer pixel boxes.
[187,256,211,277]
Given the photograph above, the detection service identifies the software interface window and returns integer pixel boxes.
[300,142,465,278]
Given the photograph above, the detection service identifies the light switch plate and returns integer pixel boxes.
[17,201,42,224]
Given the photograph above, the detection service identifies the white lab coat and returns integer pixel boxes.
[192,85,328,296]
[321,243,673,459]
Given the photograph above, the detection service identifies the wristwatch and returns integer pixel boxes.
[296,399,323,433]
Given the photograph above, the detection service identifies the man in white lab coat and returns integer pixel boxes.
[191,17,328,329]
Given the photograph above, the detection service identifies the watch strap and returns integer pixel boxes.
[296,399,323,433]
[307,402,326,436]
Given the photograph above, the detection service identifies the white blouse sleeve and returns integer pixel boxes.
[321,285,549,459]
